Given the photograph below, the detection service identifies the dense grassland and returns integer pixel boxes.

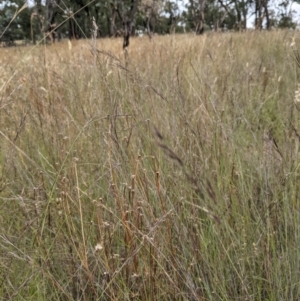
[1,31,300,300]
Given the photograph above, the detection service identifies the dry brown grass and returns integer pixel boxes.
[1,30,300,300]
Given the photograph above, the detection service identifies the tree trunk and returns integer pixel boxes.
[109,2,117,37]
[69,19,76,39]
[120,0,138,49]
[32,0,44,44]
[255,0,264,30]
[45,0,59,42]
[264,0,270,29]
[196,0,206,35]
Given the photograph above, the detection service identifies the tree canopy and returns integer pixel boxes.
[0,0,299,44]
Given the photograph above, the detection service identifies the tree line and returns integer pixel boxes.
[0,0,299,46]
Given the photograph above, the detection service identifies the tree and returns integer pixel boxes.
[253,0,270,30]
[138,0,164,38]
[164,0,181,33]
[0,0,31,43]
[2,0,300,49]
[190,0,207,34]
[218,0,248,30]
[45,0,61,42]
[114,0,139,48]
[276,0,296,29]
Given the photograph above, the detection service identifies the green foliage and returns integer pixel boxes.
[277,15,296,29]
[0,0,31,41]
[1,0,299,40]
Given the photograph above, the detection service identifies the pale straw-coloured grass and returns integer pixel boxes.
[1,30,300,300]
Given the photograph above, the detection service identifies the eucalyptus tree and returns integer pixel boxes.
[45,0,61,41]
[252,0,270,29]
[275,0,297,29]
[163,0,182,33]
[188,0,207,34]
[0,0,31,42]
[217,0,248,30]
[113,0,139,48]
[138,0,164,37]
[31,0,61,42]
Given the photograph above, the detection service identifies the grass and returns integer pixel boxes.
[1,31,300,300]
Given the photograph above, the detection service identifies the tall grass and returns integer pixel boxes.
[1,31,300,300]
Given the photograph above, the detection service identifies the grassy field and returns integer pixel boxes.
[1,31,300,300]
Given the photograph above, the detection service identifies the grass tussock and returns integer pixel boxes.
[1,31,300,300]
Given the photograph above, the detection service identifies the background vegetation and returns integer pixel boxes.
[1,30,300,300]
[1,0,300,44]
